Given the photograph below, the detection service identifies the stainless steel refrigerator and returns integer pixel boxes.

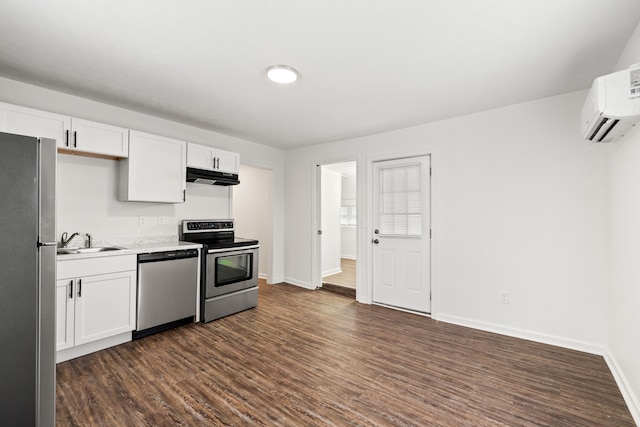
[0,132,56,426]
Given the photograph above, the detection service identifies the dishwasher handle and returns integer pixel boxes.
[138,249,199,263]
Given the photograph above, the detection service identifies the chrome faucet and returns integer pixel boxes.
[60,232,80,248]
[85,233,92,248]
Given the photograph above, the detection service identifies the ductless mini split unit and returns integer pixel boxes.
[581,64,640,143]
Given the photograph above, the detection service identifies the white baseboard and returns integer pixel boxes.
[435,313,605,355]
[322,268,342,277]
[282,277,315,290]
[603,349,640,425]
[341,254,356,260]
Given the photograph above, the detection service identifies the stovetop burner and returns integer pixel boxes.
[180,219,258,249]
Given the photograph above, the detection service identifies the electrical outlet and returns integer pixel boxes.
[139,216,157,226]
[499,291,510,304]
[158,216,166,225]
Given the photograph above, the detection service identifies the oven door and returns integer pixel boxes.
[205,246,259,298]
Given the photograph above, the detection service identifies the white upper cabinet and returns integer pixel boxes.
[0,102,70,145]
[187,142,239,174]
[119,130,186,203]
[216,148,240,174]
[187,142,214,170]
[0,102,128,158]
[67,118,128,158]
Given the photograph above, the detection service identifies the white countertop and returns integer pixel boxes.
[56,239,202,261]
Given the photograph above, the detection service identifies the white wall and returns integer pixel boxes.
[57,154,231,240]
[0,77,286,283]
[232,164,273,279]
[285,91,609,353]
[341,171,357,259]
[321,168,342,276]
[341,227,356,259]
[607,21,640,423]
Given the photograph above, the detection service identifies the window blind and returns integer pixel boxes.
[379,163,421,236]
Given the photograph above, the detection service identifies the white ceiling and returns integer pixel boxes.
[0,1,638,149]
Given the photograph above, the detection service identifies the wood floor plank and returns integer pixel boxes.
[56,281,635,426]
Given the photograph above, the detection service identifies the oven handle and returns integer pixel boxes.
[207,245,260,254]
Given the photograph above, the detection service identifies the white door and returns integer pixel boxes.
[372,156,431,313]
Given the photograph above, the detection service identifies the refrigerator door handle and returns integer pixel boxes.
[38,242,57,247]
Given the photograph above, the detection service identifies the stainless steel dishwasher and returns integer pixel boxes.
[133,249,199,339]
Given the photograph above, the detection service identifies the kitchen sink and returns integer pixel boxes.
[57,246,123,255]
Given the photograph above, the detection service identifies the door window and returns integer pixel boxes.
[379,163,422,236]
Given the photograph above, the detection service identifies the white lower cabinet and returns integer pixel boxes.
[56,278,75,351]
[56,255,137,361]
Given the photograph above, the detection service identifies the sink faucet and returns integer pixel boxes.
[60,232,80,248]
[85,233,92,248]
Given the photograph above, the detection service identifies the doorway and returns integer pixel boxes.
[232,164,274,283]
[371,155,431,313]
[318,161,357,297]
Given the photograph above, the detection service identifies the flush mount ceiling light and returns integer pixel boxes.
[266,64,299,84]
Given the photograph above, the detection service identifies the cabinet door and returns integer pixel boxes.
[56,279,75,351]
[0,102,70,147]
[215,148,239,174]
[187,142,214,170]
[121,131,186,203]
[74,270,136,346]
[70,118,128,158]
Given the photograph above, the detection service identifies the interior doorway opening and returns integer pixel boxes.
[232,164,274,283]
[319,161,357,297]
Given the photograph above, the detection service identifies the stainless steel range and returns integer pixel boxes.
[180,219,259,322]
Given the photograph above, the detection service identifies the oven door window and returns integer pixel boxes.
[215,253,253,286]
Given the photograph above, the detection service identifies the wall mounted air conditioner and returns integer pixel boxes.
[581,64,640,143]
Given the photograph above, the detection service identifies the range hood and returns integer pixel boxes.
[186,167,240,186]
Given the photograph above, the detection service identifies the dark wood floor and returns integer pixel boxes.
[56,281,634,426]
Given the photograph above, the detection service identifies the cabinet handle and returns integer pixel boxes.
[78,278,82,297]
[69,280,73,299]
[216,157,220,169]
[183,189,186,202]
[73,131,77,148]
[65,130,69,147]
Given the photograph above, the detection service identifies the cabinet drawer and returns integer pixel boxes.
[58,254,136,279]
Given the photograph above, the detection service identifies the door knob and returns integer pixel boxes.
[372,239,379,244]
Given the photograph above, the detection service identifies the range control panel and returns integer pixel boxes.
[182,220,234,233]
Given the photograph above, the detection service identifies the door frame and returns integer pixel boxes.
[364,149,438,316]
[311,157,359,292]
